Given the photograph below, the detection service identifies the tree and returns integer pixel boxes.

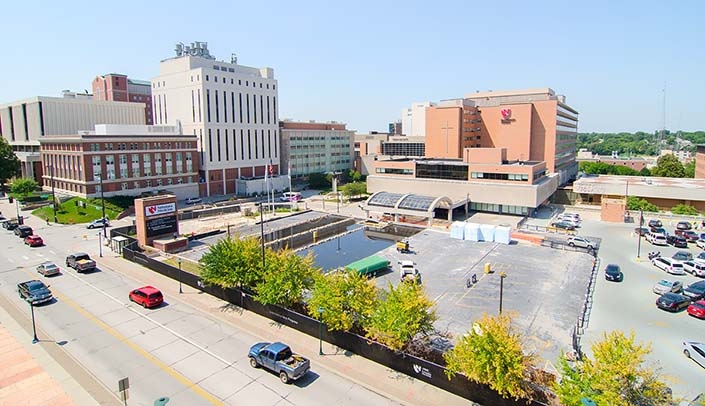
[340,181,367,200]
[627,196,658,212]
[651,154,685,178]
[684,160,695,178]
[554,330,671,406]
[639,167,652,177]
[444,313,530,399]
[255,249,317,307]
[365,282,436,350]
[199,236,265,289]
[307,270,378,332]
[671,203,699,216]
[0,137,20,193]
[10,178,38,197]
[308,172,328,189]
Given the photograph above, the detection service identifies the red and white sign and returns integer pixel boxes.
[501,108,512,119]
[145,202,176,217]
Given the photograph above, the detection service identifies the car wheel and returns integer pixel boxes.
[249,357,259,368]
[568,242,575,247]
[142,301,147,309]
[279,371,289,384]
[684,349,691,358]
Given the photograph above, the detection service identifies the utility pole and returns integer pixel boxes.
[99,173,107,238]
[50,165,57,223]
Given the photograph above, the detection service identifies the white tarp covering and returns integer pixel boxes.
[494,225,511,244]
[464,222,481,241]
[479,224,496,242]
[450,221,465,240]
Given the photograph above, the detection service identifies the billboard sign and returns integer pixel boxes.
[146,215,178,237]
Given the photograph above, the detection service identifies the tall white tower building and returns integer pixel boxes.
[400,101,435,137]
[151,41,279,196]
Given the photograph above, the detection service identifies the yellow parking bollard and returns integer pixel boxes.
[484,262,492,274]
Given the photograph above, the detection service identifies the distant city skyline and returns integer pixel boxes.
[1,0,703,134]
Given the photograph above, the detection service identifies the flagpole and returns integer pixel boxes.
[288,162,293,210]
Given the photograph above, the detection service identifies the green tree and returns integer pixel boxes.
[671,203,699,216]
[10,178,38,197]
[255,249,317,307]
[365,282,436,350]
[308,172,328,189]
[307,271,378,332]
[651,154,685,178]
[340,181,367,200]
[349,169,362,182]
[199,236,265,289]
[639,167,652,176]
[684,160,695,178]
[444,313,530,399]
[554,330,671,406]
[627,196,658,212]
[0,137,21,193]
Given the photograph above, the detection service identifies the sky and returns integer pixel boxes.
[1,0,703,134]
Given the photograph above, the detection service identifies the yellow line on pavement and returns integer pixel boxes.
[52,290,224,405]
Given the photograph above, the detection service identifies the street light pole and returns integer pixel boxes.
[98,232,103,257]
[99,172,107,238]
[178,258,183,294]
[637,209,643,259]
[317,307,324,355]
[29,301,38,344]
[499,272,507,315]
[50,165,57,224]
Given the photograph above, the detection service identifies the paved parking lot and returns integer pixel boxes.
[574,217,705,402]
[371,228,595,371]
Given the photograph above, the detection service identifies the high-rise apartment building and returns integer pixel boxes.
[93,73,154,124]
[151,41,280,196]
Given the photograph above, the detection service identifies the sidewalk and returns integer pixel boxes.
[96,252,469,406]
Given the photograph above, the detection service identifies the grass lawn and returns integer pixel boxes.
[164,257,202,275]
[32,197,123,225]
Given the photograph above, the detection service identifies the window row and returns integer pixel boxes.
[471,172,529,181]
[88,142,194,152]
[203,128,279,163]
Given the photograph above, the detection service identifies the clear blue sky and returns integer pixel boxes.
[2,0,703,134]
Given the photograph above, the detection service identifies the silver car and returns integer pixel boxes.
[37,262,61,277]
[683,341,705,369]
[653,279,683,295]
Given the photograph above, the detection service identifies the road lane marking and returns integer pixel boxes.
[19,268,225,405]
[59,265,232,366]
[52,289,224,406]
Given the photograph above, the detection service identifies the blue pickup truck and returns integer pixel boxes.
[248,342,310,383]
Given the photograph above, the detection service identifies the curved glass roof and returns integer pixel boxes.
[367,192,452,212]
[398,195,437,211]
[367,192,405,207]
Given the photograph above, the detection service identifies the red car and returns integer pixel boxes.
[129,286,164,308]
[24,235,44,247]
[687,300,705,319]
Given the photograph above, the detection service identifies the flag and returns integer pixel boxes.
[268,159,274,176]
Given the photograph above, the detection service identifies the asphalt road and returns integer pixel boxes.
[0,215,402,405]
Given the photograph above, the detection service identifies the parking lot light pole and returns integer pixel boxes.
[178,258,183,294]
[637,209,644,259]
[29,301,38,344]
[499,272,507,315]
[99,173,107,238]
[317,307,324,355]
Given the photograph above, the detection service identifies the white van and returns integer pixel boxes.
[280,192,302,202]
[646,232,668,246]
[652,257,686,275]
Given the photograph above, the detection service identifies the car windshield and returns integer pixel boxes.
[44,263,57,270]
[692,302,705,310]
[657,280,671,287]
[688,284,705,293]
[27,281,46,291]
[606,265,620,274]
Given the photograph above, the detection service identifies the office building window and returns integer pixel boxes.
[197,89,202,122]
[239,93,243,123]
[155,153,162,175]
[247,130,252,159]
[223,91,227,123]
[268,129,272,158]
[185,152,193,173]
[254,130,258,159]
[240,130,245,160]
[165,153,173,174]
[143,154,151,176]
[246,94,250,123]
[266,96,270,124]
[224,129,229,161]
[131,154,140,177]
[208,129,213,162]
[231,92,236,123]
[206,89,211,122]
[215,90,219,122]
[273,96,277,121]
[260,95,264,124]
[217,129,221,161]
[260,129,265,158]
